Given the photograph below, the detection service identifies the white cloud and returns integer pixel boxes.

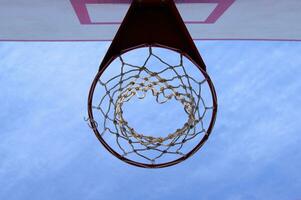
[0,41,300,200]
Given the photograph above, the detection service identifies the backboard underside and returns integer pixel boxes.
[0,0,300,41]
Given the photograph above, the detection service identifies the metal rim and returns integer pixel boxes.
[87,44,218,168]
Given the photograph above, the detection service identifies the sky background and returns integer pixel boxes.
[0,41,300,200]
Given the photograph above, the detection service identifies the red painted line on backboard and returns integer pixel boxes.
[1,39,301,42]
[70,0,235,24]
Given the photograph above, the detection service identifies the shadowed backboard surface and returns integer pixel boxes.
[0,0,301,41]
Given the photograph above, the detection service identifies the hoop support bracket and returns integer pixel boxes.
[99,0,207,71]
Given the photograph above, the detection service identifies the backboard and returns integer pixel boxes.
[0,0,300,41]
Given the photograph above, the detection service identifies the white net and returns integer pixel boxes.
[87,46,216,165]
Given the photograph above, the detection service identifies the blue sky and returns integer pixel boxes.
[0,41,300,200]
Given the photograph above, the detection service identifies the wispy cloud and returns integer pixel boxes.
[0,41,300,200]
